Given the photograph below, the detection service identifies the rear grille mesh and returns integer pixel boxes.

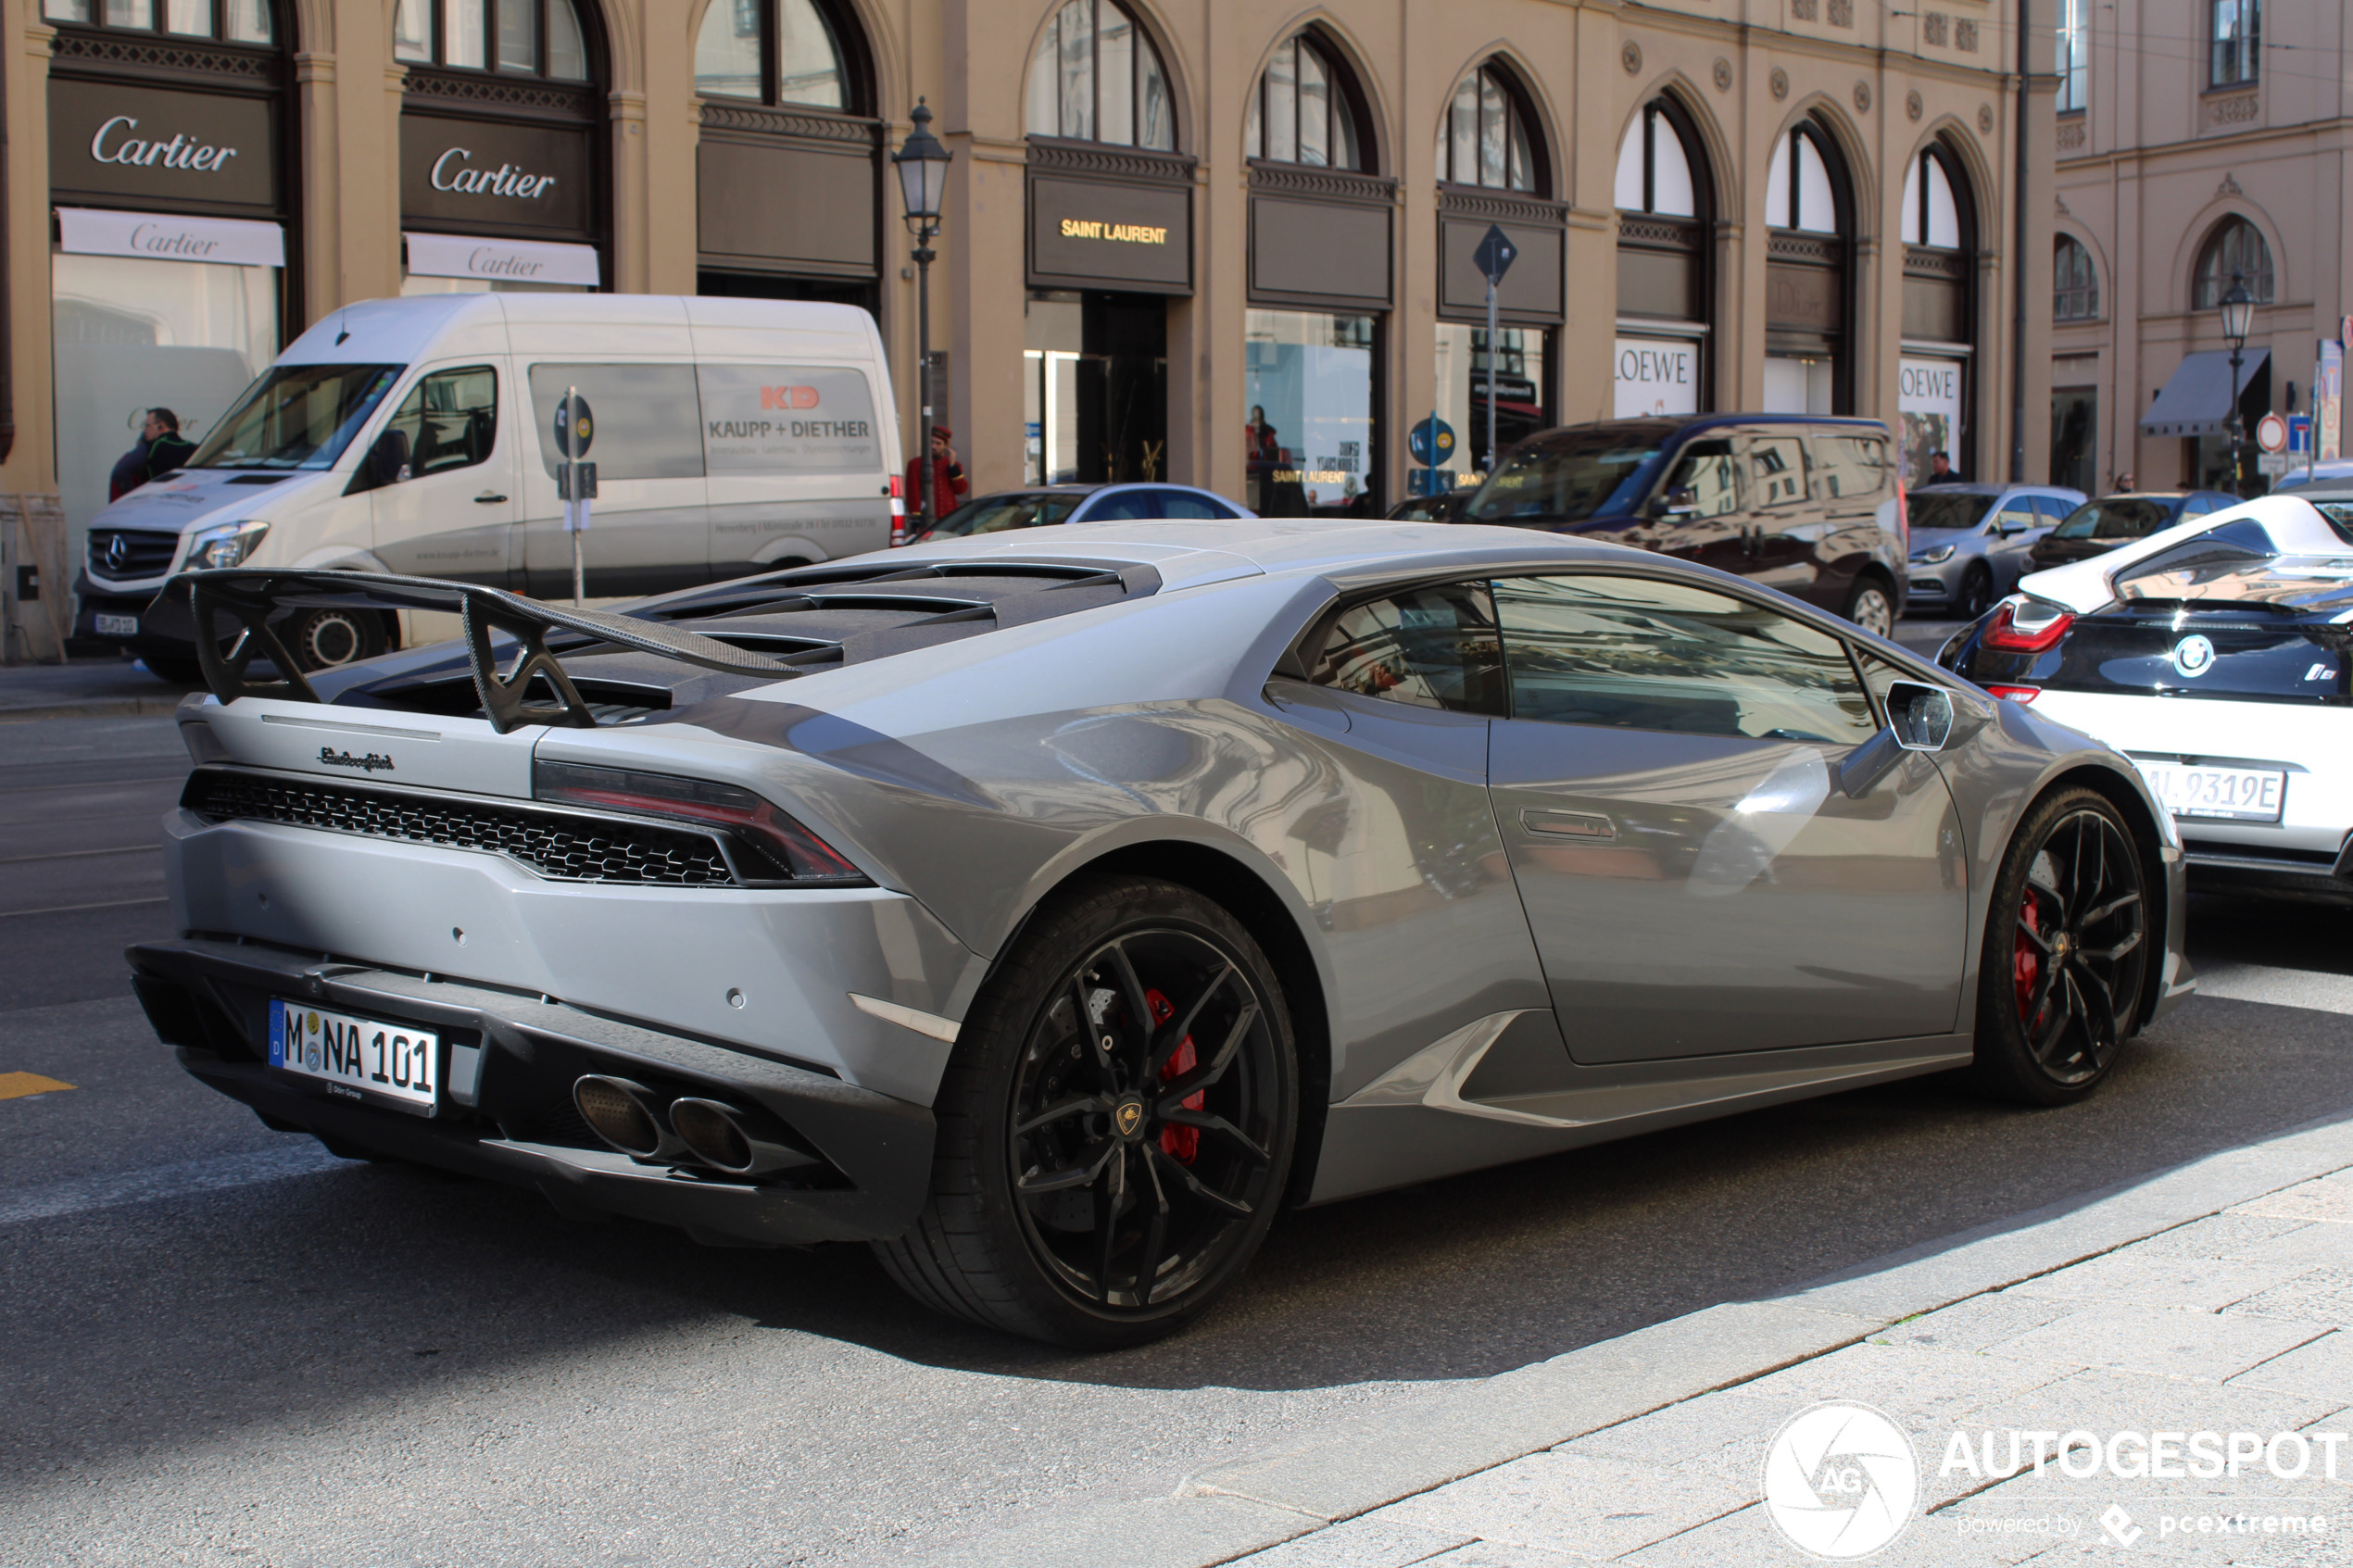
[87,529,180,580]
[183,770,738,886]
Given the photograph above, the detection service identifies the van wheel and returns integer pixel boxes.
[874,875,1297,1347]
[283,608,387,672]
[141,657,206,687]
[1843,577,1896,637]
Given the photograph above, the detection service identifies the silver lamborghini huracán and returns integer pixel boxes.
[132,521,2192,1346]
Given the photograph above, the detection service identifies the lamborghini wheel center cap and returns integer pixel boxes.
[1114,1098,1147,1140]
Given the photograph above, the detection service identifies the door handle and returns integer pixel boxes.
[1521,808,1616,840]
[474,493,509,504]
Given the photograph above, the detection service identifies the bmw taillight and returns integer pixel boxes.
[1985,685,2040,703]
[1981,597,2075,653]
[534,760,868,884]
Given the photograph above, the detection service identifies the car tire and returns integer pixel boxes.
[1968,787,2151,1106]
[1955,565,1993,621]
[1843,576,1896,638]
[874,874,1298,1347]
[282,607,388,672]
[141,656,207,687]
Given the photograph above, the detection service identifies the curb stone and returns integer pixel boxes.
[898,1111,2353,1568]
[0,696,185,723]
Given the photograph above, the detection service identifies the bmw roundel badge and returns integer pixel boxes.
[2171,634,2217,678]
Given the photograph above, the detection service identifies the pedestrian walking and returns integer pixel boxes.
[904,426,968,524]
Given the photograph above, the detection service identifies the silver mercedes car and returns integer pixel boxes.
[131,521,2191,1346]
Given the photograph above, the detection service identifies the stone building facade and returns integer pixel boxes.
[3,0,2043,590]
[2049,0,2350,493]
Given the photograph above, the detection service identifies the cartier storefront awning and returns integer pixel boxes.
[2142,347,2271,438]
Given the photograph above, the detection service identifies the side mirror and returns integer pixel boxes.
[365,429,411,491]
[1838,680,1956,798]
[1649,485,1698,520]
[1885,680,1955,751]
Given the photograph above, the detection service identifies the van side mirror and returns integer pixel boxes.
[359,429,410,493]
[1649,485,1697,520]
[1838,680,1956,797]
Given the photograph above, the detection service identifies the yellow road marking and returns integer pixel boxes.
[0,1073,77,1100]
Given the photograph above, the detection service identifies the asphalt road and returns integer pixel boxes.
[6,668,2352,1566]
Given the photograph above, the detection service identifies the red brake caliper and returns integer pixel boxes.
[1145,988,1202,1162]
[2013,894,2042,1024]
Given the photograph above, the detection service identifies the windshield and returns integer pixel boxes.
[1461,426,1671,525]
[187,363,403,470]
[1906,492,1996,532]
[2054,498,2171,540]
[920,492,1084,538]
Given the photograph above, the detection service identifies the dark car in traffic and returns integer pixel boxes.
[2026,491,2239,571]
[1458,414,1909,635]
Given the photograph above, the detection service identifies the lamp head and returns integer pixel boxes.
[2220,271,2254,345]
[893,97,952,232]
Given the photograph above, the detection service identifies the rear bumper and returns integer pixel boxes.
[129,936,937,1246]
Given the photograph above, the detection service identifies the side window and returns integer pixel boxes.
[1083,490,1158,521]
[1150,489,1228,520]
[1991,499,2038,534]
[2032,495,2071,522]
[1744,435,1811,508]
[1662,439,1741,517]
[1815,434,1890,503]
[1491,573,1877,743]
[382,366,497,479]
[1308,582,1504,714]
[527,363,707,481]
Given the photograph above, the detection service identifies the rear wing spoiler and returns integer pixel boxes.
[152,569,806,734]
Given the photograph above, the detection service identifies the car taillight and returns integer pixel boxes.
[1981,597,2075,653]
[534,759,868,884]
[1985,685,2040,703]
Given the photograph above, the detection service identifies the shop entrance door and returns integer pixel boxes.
[1026,293,1167,485]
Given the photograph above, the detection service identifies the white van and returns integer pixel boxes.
[75,293,901,680]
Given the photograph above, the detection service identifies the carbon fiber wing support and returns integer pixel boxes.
[154,569,803,733]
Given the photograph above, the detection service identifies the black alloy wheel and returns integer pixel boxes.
[1955,564,1994,621]
[283,607,387,672]
[875,876,1295,1346]
[1970,788,2149,1104]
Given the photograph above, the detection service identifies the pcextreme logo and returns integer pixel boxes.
[1761,1402,1920,1559]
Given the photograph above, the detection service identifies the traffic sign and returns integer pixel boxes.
[2257,452,2291,476]
[1409,414,1456,467]
[553,392,595,458]
[2256,411,2288,453]
[2289,413,2312,454]
[1472,224,1517,284]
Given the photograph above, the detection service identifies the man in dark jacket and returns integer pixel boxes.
[108,408,199,501]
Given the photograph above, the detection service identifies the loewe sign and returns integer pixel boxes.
[51,80,277,209]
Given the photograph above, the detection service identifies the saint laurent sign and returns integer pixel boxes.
[49,80,278,212]
[1028,173,1190,294]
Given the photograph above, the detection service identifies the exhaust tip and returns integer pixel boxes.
[573,1075,673,1160]
[670,1097,819,1176]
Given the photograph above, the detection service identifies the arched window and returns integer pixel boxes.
[395,0,588,81]
[1615,102,1699,219]
[697,0,862,111]
[1899,149,1963,248]
[1764,123,1843,234]
[1026,0,1174,150]
[2055,236,2099,320]
[1244,31,1365,170]
[41,0,271,42]
[1436,62,1538,192]
[2193,217,2273,307]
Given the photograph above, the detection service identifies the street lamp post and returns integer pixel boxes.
[2220,271,2254,496]
[892,99,953,533]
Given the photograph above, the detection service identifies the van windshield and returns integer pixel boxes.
[1460,424,1674,525]
[188,364,403,470]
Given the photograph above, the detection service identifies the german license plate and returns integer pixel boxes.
[268,998,439,1113]
[94,613,137,637]
[2133,761,2287,822]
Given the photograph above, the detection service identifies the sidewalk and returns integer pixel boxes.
[912,1115,2353,1568]
[0,656,190,722]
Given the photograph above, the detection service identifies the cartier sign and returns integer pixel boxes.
[402,114,591,237]
[50,80,278,211]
